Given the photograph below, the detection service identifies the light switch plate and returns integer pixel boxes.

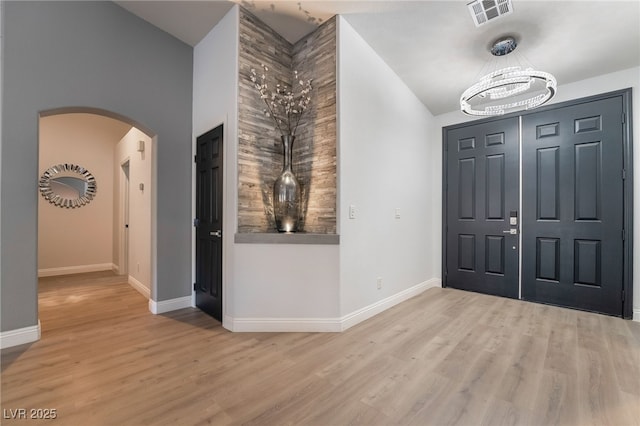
[349,204,356,219]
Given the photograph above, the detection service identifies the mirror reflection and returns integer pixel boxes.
[50,176,89,199]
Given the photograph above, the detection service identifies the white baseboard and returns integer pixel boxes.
[149,296,192,314]
[340,278,441,331]
[0,321,41,349]
[223,315,234,331]
[225,278,441,333]
[128,275,150,299]
[633,308,640,322]
[38,263,115,277]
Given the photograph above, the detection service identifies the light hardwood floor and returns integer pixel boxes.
[2,272,639,425]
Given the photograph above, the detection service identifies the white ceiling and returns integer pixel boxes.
[115,0,640,115]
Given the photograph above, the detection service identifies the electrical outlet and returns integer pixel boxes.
[395,208,401,219]
[377,277,382,289]
[349,204,356,219]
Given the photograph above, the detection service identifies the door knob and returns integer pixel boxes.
[503,229,517,235]
[210,230,222,237]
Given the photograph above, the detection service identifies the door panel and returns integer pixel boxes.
[486,154,505,220]
[195,125,223,321]
[521,97,624,315]
[536,147,560,220]
[445,118,520,298]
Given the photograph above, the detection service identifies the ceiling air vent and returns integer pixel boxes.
[467,0,513,27]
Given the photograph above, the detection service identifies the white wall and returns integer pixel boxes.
[38,113,130,275]
[193,12,438,329]
[434,66,640,320]
[232,244,340,320]
[337,17,439,317]
[193,5,240,326]
[193,6,341,327]
[115,128,153,296]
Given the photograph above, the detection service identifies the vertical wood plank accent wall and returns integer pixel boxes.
[292,17,337,234]
[237,8,337,234]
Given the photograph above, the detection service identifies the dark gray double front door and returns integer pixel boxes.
[445,95,626,316]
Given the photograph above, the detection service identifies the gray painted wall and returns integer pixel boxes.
[1,1,193,331]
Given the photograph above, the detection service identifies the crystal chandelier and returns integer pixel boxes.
[460,36,557,116]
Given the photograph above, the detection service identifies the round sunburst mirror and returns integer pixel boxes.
[39,163,97,208]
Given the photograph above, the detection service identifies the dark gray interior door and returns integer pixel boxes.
[521,97,624,316]
[445,117,520,298]
[195,125,223,321]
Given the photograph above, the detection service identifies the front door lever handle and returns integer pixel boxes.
[503,229,518,235]
[210,230,222,237]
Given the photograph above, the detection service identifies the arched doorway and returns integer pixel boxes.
[37,107,157,332]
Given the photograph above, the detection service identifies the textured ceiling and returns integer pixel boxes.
[115,0,640,115]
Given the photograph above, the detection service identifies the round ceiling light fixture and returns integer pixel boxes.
[460,36,557,116]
